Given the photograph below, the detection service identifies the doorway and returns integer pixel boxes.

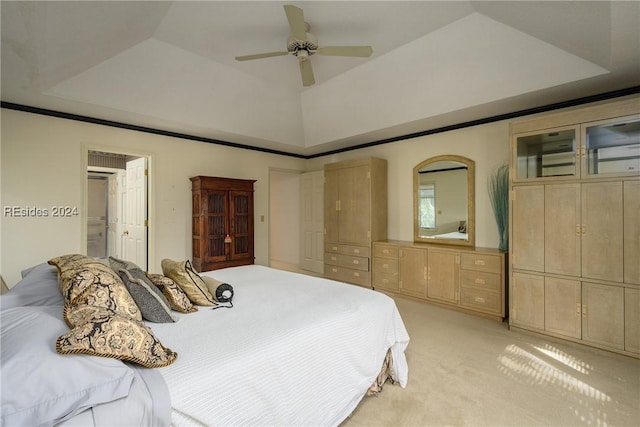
[87,150,149,270]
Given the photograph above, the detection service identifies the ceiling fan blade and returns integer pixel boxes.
[284,5,307,41]
[317,46,373,57]
[299,59,315,87]
[235,51,288,61]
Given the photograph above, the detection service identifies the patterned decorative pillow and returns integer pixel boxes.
[57,305,177,368]
[146,274,197,313]
[50,255,141,322]
[117,268,175,323]
[108,256,138,273]
[161,259,216,306]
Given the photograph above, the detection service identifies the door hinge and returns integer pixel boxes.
[144,220,149,227]
[510,190,516,201]
[144,168,149,176]
[367,171,371,179]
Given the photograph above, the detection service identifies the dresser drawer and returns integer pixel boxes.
[373,244,399,259]
[325,243,370,257]
[460,253,502,273]
[324,252,369,271]
[373,271,399,291]
[373,258,398,274]
[325,265,371,287]
[460,270,501,292]
[460,286,502,315]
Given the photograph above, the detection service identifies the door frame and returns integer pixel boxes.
[81,145,154,270]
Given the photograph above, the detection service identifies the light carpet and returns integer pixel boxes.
[343,294,640,427]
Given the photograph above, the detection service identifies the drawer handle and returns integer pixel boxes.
[353,260,359,265]
[353,272,360,277]
[475,278,486,285]
[332,246,338,251]
[474,297,486,303]
[332,268,338,273]
[353,249,360,254]
[331,256,337,261]
[382,279,389,283]
[475,260,485,266]
[383,249,390,254]
[383,263,389,268]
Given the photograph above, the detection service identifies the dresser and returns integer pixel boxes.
[191,176,256,272]
[373,240,506,321]
[324,158,387,287]
[509,97,639,358]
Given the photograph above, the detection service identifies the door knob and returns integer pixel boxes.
[123,230,129,235]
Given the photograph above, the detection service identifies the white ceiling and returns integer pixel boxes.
[2,1,639,157]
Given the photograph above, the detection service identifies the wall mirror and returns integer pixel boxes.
[413,155,475,247]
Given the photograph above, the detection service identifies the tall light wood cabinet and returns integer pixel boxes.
[191,176,255,272]
[509,97,640,358]
[373,240,506,321]
[324,158,387,287]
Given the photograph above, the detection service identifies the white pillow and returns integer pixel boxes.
[0,305,134,426]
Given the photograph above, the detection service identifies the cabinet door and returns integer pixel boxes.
[545,184,581,276]
[229,191,253,261]
[339,165,371,245]
[581,182,623,282]
[512,185,544,272]
[427,249,458,303]
[324,169,339,243]
[510,272,544,330]
[545,277,581,339]
[625,288,640,354]
[204,190,228,264]
[582,282,624,350]
[399,247,427,298]
[624,181,640,285]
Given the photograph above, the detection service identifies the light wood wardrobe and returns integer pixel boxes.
[509,97,640,358]
[323,158,387,287]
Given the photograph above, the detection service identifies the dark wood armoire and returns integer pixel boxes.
[191,176,256,272]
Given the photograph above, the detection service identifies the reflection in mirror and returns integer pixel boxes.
[414,155,475,247]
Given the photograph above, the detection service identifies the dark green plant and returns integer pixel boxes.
[488,164,509,251]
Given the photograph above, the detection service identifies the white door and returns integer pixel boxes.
[300,170,324,274]
[107,171,123,258]
[121,157,147,270]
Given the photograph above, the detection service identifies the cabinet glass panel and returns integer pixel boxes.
[585,118,640,176]
[515,129,576,179]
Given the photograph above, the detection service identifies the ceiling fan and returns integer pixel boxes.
[235,4,373,87]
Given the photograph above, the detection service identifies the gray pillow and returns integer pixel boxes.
[0,263,63,309]
[0,305,135,426]
[117,268,176,323]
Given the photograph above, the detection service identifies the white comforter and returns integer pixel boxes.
[149,265,409,426]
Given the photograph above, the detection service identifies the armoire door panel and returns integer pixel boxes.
[582,282,624,350]
[625,288,640,354]
[544,277,581,339]
[545,184,581,276]
[511,272,545,330]
[581,182,623,282]
[512,185,544,272]
[324,170,339,243]
[624,181,640,285]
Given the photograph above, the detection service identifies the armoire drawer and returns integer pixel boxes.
[460,253,502,274]
[324,253,369,271]
[325,243,371,258]
[325,265,371,287]
[460,270,501,292]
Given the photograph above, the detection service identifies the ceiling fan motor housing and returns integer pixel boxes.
[287,33,318,56]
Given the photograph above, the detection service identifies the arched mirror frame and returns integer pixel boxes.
[413,154,475,247]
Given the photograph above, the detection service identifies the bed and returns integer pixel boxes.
[1,259,410,426]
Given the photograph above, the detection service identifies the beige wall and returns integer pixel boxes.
[0,109,306,286]
[0,107,510,287]
[307,120,511,247]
